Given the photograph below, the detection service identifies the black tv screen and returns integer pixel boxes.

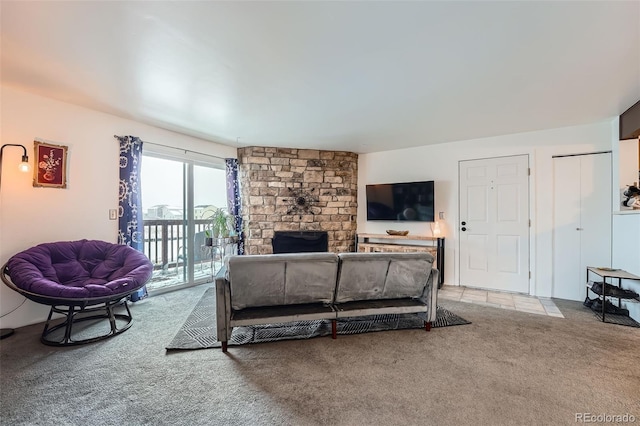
[366,181,435,221]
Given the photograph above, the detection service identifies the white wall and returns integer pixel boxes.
[619,138,639,205]
[612,213,640,321]
[358,120,615,298]
[0,86,237,329]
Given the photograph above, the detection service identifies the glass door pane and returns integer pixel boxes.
[193,164,228,282]
[141,156,188,291]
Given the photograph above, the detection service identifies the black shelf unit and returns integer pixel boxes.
[586,267,640,327]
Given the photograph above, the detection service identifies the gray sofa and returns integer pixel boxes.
[215,252,439,352]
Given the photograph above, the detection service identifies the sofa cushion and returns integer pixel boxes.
[335,252,433,303]
[227,253,339,310]
[5,239,153,299]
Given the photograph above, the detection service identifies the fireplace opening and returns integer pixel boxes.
[272,231,328,254]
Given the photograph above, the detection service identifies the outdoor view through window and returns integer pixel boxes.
[141,155,227,292]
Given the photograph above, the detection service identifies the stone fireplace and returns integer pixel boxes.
[237,147,358,254]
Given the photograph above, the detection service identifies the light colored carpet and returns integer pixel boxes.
[1,283,639,426]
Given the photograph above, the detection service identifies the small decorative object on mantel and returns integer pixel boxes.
[386,230,409,236]
[33,139,68,189]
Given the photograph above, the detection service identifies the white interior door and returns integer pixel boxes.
[459,155,530,293]
[552,157,582,301]
[580,154,612,296]
[552,153,612,301]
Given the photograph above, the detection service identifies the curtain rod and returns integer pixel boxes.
[113,135,229,160]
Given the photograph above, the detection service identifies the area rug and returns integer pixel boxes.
[166,288,471,351]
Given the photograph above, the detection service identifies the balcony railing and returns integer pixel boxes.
[143,219,210,270]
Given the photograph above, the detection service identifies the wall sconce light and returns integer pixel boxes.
[0,144,30,190]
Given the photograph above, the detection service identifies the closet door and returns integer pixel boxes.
[579,154,612,294]
[552,153,611,301]
[552,157,582,301]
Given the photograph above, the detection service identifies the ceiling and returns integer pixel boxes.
[2,1,639,154]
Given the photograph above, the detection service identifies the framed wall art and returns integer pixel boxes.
[33,140,68,188]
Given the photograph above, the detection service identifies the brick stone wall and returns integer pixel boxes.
[237,146,358,254]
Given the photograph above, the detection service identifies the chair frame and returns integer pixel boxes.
[1,264,141,346]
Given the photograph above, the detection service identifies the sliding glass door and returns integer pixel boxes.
[141,153,226,293]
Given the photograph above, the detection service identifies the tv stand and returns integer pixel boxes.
[355,233,444,288]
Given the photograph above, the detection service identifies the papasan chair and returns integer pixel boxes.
[1,239,153,346]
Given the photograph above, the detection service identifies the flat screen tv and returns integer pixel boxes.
[366,181,435,221]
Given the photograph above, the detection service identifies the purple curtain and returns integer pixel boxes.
[115,135,147,301]
[225,158,244,255]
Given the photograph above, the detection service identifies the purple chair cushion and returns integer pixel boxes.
[6,240,153,299]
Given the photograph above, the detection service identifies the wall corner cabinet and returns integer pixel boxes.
[355,233,444,288]
[586,267,640,327]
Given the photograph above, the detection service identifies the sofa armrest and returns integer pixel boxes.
[215,271,232,342]
[421,267,439,322]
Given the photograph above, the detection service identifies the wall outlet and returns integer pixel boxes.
[438,211,445,220]
[109,209,118,220]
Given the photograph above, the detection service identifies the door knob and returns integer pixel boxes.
[461,227,467,231]
[576,228,583,231]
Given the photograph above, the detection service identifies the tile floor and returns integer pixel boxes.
[439,285,564,318]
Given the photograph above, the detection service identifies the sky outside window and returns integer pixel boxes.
[141,156,227,212]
